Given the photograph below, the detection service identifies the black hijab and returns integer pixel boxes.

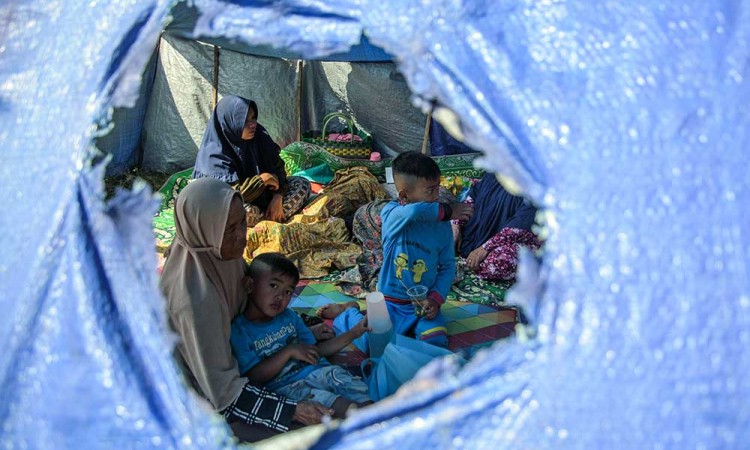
[193,96,285,201]
[459,173,538,257]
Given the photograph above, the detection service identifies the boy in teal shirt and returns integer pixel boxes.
[230,253,371,418]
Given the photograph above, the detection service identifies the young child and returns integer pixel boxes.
[319,152,473,349]
[230,253,372,418]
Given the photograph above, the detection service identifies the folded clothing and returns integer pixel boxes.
[296,163,334,184]
[328,133,363,143]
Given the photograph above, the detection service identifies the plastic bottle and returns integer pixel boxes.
[366,291,393,357]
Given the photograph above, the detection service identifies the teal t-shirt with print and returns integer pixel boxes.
[230,309,324,390]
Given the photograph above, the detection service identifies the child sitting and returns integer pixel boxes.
[230,253,372,418]
[318,151,473,349]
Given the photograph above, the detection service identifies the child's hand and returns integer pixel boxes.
[285,343,319,365]
[241,275,254,294]
[451,203,474,221]
[350,317,371,339]
[422,299,440,320]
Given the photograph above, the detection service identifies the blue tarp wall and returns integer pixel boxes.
[1,0,749,449]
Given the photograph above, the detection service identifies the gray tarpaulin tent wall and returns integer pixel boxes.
[99,3,426,175]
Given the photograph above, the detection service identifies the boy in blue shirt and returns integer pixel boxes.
[319,152,473,348]
[230,253,371,418]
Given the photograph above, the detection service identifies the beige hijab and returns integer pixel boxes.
[160,178,247,411]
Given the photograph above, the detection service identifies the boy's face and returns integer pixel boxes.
[249,269,297,321]
[398,176,441,203]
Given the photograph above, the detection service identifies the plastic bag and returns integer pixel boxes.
[361,334,460,401]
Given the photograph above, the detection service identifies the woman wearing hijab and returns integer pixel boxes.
[160,178,331,442]
[454,173,543,282]
[193,95,310,226]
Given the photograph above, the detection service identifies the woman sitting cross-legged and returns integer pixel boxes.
[193,95,310,226]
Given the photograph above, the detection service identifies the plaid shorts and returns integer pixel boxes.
[274,365,372,408]
[223,382,297,432]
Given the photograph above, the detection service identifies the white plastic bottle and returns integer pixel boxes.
[366,291,393,357]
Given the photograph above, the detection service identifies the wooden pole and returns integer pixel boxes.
[296,60,303,141]
[421,109,432,155]
[212,46,220,110]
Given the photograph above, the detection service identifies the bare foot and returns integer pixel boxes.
[317,301,359,319]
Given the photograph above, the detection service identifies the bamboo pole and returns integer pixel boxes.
[421,109,432,155]
[212,46,220,110]
[296,60,303,141]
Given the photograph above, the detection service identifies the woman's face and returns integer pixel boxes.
[220,197,247,260]
[241,108,257,140]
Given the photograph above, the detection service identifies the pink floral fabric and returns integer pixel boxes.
[472,227,542,281]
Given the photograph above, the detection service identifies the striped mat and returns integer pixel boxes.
[291,280,517,357]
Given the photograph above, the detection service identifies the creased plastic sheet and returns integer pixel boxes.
[300,61,426,158]
[139,34,423,172]
[139,33,217,174]
[1,1,749,450]
[0,0,232,447]
[95,50,158,177]
[140,33,300,173]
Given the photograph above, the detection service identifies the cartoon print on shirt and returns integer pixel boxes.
[411,259,428,283]
[394,253,409,279]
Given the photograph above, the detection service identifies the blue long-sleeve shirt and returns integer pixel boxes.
[377,201,455,302]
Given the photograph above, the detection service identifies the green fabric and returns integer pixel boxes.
[447,274,509,307]
[153,167,193,253]
[295,163,335,184]
[280,141,485,182]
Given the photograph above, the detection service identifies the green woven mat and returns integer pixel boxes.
[280,141,485,182]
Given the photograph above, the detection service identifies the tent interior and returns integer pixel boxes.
[97,2,476,177]
[7,0,743,448]
[95,0,537,442]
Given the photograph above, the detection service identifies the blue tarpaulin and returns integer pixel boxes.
[1,0,749,449]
